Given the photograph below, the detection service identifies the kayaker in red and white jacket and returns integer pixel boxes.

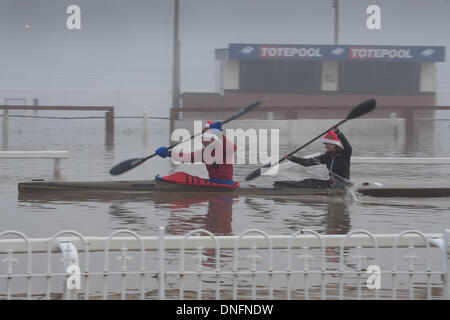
[154,121,238,187]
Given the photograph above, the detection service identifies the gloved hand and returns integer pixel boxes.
[155,146,170,158]
[205,121,222,131]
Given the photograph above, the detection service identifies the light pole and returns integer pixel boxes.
[333,0,339,45]
[172,0,180,108]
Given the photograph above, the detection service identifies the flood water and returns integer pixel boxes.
[1,116,450,238]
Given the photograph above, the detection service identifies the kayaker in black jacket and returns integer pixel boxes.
[277,128,352,189]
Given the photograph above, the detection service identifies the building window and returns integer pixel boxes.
[239,60,321,93]
[338,61,420,94]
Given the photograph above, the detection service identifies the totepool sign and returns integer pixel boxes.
[229,43,446,62]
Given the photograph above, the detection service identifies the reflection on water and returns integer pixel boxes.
[324,200,352,234]
[164,197,235,235]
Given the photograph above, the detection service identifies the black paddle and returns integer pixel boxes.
[109,99,264,176]
[245,98,377,181]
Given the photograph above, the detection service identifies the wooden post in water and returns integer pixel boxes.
[54,159,61,178]
[143,112,148,135]
[105,110,114,148]
[170,108,176,135]
[2,109,8,150]
[143,112,148,148]
[403,110,415,153]
[446,229,450,300]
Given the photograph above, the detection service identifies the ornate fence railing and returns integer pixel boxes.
[0,228,448,300]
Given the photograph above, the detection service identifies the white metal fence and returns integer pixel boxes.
[0,228,448,300]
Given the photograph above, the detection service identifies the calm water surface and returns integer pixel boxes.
[1,117,450,237]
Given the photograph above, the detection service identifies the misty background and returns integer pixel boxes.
[1,2,450,290]
[0,0,449,116]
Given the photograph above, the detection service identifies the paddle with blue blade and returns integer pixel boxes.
[245,98,377,181]
[109,99,264,176]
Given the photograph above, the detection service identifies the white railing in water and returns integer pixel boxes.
[0,228,448,300]
[0,151,68,177]
[351,157,450,165]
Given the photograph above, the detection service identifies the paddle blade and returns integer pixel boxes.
[245,168,262,181]
[245,160,279,181]
[109,157,146,176]
[346,99,376,120]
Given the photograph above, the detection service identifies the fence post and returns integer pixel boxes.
[158,226,165,300]
[445,229,449,300]
[3,109,8,150]
[105,109,114,148]
[54,159,61,178]
[143,112,148,148]
[170,108,175,134]
[143,112,148,136]
[403,110,415,153]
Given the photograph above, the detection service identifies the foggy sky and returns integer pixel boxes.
[1,0,449,103]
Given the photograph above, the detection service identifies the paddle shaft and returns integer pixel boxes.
[245,98,376,181]
[139,129,205,163]
[143,100,262,160]
[288,119,346,157]
[109,99,262,175]
[274,119,346,168]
